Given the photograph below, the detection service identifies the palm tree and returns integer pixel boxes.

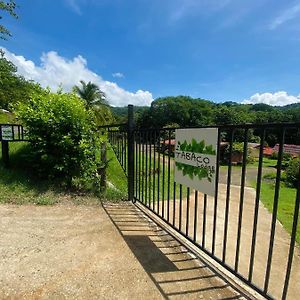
[73,80,108,109]
[73,80,114,125]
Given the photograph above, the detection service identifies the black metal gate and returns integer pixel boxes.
[107,105,300,300]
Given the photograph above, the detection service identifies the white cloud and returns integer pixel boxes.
[269,3,300,30]
[112,72,124,78]
[1,47,153,107]
[169,0,232,22]
[242,91,300,106]
[65,0,82,15]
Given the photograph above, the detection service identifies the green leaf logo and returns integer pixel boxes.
[176,139,216,181]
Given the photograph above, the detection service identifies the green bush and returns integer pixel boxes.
[223,142,255,164]
[270,151,278,160]
[263,171,287,182]
[263,172,277,180]
[286,157,300,188]
[270,151,292,162]
[15,90,101,188]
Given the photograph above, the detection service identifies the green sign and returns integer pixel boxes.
[174,128,218,196]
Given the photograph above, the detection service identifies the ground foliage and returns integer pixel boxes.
[14,90,102,189]
[286,157,300,188]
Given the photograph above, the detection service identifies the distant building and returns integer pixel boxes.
[263,147,273,157]
[160,139,176,153]
[248,143,260,149]
[273,144,300,157]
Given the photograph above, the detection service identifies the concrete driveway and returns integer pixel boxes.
[0,202,246,299]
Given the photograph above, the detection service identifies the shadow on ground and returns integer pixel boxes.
[102,202,250,300]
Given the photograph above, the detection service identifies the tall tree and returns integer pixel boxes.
[73,80,114,125]
[0,0,18,39]
[0,50,41,110]
[73,80,108,109]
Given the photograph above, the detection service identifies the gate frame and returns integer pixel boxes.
[107,104,300,300]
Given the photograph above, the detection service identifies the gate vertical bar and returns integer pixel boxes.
[212,129,221,255]
[127,104,135,202]
[264,128,285,293]
[282,163,300,300]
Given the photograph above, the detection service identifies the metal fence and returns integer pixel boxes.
[108,129,128,174]
[107,106,300,300]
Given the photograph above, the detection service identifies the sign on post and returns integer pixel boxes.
[174,128,218,196]
[1,125,13,141]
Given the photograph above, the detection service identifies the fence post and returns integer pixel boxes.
[100,141,107,192]
[1,141,9,168]
[127,104,135,202]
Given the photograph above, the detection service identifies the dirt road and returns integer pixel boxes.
[0,203,245,299]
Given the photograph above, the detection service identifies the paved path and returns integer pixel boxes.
[151,184,300,300]
[0,203,245,299]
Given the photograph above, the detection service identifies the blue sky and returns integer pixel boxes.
[1,0,300,106]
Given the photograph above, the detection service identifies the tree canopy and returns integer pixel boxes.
[133,96,300,130]
[73,80,114,125]
[122,96,300,146]
[73,80,108,108]
[0,50,42,110]
[0,0,18,39]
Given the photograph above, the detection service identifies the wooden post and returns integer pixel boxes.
[100,141,107,191]
[1,141,9,168]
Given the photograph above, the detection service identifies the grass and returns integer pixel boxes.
[220,157,278,170]
[250,157,278,168]
[0,140,127,205]
[104,144,127,200]
[0,111,16,124]
[134,148,188,204]
[258,181,299,244]
[0,142,70,205]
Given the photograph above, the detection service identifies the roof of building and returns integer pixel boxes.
[160,139,176,145]
[273,144,300,155]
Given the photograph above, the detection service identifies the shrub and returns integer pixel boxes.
[270,151,278,160]
[15,90,100,188]
[286,157,300,188]
[270,151,292,162]
[223,142,254,164]
[263,171,287,182]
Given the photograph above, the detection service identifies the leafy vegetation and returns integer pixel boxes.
[132,96,300,146]
[0,110,15,123]
[0,0,17,39]
[0,141,126,205]
[73,80,107,108]
[286,157,300,188]
[0,50,42,110]
[0,52,122,201]
[105,145,127,200]
[15,90,102,189]
[111,105,149,123]
[73,80,114,125]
